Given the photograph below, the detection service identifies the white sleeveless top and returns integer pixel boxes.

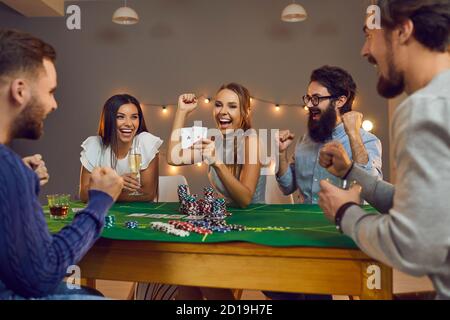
[80,132,163,176]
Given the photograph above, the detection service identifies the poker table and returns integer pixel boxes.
[47,202,393,299]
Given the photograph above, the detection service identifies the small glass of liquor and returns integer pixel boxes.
[47,194,70,219]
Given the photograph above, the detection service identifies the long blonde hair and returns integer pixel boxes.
[216,83,253,178]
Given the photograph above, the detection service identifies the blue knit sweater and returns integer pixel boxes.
[0,144,113,299]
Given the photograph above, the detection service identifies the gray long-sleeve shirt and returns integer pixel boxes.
[341,69,450,300]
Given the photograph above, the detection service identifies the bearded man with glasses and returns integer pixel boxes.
[275,65,383,205]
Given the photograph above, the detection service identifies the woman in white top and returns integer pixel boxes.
[79,94,176,300]
[79,94,162,202]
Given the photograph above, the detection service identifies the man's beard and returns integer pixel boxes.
[373,41,405,98]
[12,96,45,140]
[307,104,337,143]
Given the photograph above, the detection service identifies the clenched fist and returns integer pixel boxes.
[342,111,363,137]
[277,130,295,153]
[23,154,49,186]
[178,93,198,115]
[89,167,123,201]
[319,141,353,178]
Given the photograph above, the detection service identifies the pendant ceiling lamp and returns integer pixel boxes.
[281,1,307,22]
[113,0,139,25]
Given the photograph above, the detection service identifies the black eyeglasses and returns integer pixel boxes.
[302,94,337,107]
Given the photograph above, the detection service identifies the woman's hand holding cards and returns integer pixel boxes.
[193,138,217,166]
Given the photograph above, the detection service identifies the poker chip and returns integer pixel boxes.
[124,220,139,229]
[168,220,212,235]
[104,215,115,229]
[150,222,190,237]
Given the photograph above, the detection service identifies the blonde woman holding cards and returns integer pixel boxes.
[167,83,266,299]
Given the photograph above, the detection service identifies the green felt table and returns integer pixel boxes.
[46,201,378,248]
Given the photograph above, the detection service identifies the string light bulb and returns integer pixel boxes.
[362,120,374,132]
[162,105,167,113]
[196,162,203,167]
[275,104,280,112]
[204,97,211,104]
[169,165,178,173]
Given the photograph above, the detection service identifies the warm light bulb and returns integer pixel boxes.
[169,166,178,173]
[196,162,202,167]
[204,98,211,104]
[362,120,374,132]
[303,106,308,111]
[275,105,280,112]
[162,106,168,113]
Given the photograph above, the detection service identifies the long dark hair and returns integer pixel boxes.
[97,94,148,169]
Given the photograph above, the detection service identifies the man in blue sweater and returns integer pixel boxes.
[0,29,124,299]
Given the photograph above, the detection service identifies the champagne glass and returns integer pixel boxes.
[128,147,143,196]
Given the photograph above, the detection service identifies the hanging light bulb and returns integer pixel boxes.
[169,165,178,174]
[162,105,168,113]
[362,120,374,132]
[196,162,203,167]
[113,0,139,25]
[275,104,281,112]
[204,97,211,104]
[281,1,307,22]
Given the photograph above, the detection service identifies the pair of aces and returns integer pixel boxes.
[181,126,208,149]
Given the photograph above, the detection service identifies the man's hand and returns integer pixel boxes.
[277,130,295,153]
[89,167,123,201]
[342,111,363,137]
[121,173,141,192]
[23,154,49,186]
[318,179,362,223]
[319,141,352,178]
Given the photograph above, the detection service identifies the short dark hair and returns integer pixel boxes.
[310,65,357,114]
[377,0,450,52]
[0,29,56,79]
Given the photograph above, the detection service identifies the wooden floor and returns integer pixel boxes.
[95,269,434,300]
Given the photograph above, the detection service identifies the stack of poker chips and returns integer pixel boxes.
[150,222,190,237]
[190,219,246,233]
[168,220,212,235]
[210,198,228,218]
[178,185,200,215]
[104,215,115,229]
[124,220,139,229]
[177,184,231,218]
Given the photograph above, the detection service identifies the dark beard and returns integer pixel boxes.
[308,104,337,143]
[375,40,405,98]
[12,96,45,140]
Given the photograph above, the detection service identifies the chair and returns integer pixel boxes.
[157,175,189,202]
[264,175,294,204]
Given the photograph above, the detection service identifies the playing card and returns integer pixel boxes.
[193,126,208,141]
[181,126,207,149]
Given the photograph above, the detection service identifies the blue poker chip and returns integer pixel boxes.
[124,220,139,229]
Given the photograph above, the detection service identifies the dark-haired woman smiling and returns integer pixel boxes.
[79,94,162,202]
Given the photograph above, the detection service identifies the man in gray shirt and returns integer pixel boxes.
[317,0,450,299]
